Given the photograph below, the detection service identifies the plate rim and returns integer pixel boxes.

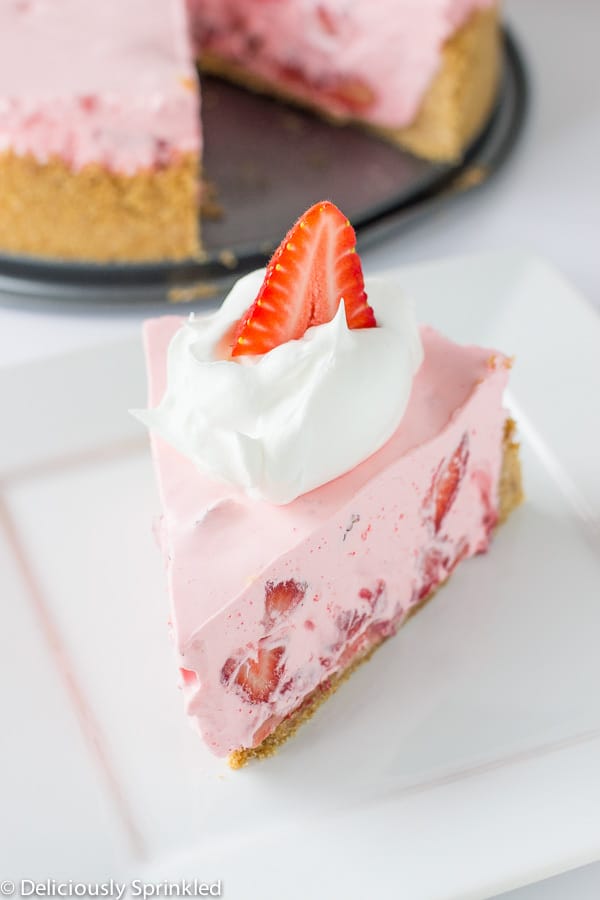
[3,251,598,899]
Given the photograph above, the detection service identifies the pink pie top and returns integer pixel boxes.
[0,0,493,172]
[144,314,510,756]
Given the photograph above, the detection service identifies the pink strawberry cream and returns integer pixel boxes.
[139,280,511,758]
[1,0,493,174]
[0,0,199,173]
[189,0,495,128]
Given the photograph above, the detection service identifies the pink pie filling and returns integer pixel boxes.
[1,0,493,172]
[145,315,510,757]
[0,0,200,173]
[190,0,495,128]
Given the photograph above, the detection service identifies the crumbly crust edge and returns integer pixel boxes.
[0,150,200,262]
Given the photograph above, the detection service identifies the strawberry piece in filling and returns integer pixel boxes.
[234,645,286,704]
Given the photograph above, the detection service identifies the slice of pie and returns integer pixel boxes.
[137,201,523,766]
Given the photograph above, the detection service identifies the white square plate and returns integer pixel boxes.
[1,253,599,898]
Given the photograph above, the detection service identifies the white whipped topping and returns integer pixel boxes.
[136,269,423,505]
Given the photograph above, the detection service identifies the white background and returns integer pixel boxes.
[1,1,598,897]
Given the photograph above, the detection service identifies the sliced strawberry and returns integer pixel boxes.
[229,201,376,358]
[235,645,285,703]
[431,433,470,533]
[264,579,306,623]
[279,676,296,695]
[336,607,369,641]
[220,654,241,687]
[334,580,386,654]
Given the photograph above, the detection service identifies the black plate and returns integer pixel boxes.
[0,28,527,306]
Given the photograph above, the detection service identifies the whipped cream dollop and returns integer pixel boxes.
[136,269,423,505]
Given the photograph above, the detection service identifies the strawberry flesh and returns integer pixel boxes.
[336,608,369,641]
[220,654,240,687]
[234,645,285,704]
[431,433,470,533]
[229,200,376,358]
[264,579,306,623]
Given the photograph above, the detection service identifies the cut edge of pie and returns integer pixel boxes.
[228,416,523,769]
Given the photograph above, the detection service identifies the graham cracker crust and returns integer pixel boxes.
[0,150,200,262]
[228,417,523,769]
[0,8,497,261]
[385,7,501,162]
[201,6,500,163]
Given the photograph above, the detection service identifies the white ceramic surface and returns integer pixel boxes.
[1,254,599,899]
